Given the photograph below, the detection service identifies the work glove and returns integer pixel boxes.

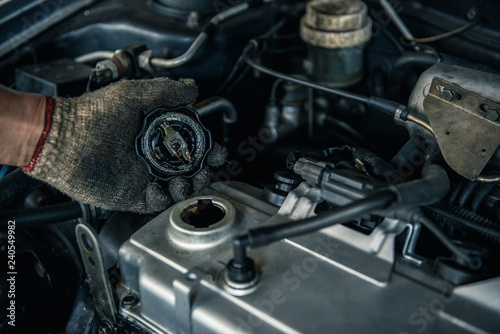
[23,78,227,214]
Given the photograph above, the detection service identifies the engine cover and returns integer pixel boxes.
[117,182,500,334]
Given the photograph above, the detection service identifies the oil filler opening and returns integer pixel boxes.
[181,199,226,228]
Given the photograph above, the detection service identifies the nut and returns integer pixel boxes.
[441,87,456,101]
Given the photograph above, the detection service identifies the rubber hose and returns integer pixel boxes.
[446,181,464,204]
[392,163,450,208]
[390,136,428,171]
[470,183,496,213]
[388,52,438,99]
[353,148,407,184]
[456,181,480,208]
[0,201,83,229]
[0,169,44,210]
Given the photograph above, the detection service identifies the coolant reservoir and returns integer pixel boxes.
[300,0,372,87]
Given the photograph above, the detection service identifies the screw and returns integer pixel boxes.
[121,293,139,309]
[441,87,456,101]
[486,109,500,121]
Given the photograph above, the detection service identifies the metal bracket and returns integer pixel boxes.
[423,77,500,180]
[75,223,117,332]
[277,182,322,220]
[173,267,213,334]
[402,222,425,266]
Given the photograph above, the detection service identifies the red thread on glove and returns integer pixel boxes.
[22,96,55,172]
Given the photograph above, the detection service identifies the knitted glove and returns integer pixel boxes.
[23,78,227,214]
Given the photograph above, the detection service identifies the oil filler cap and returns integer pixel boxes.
[135,106,212,181]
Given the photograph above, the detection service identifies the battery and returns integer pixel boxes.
[15,58,92,97]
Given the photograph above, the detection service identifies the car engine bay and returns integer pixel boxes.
[1,0,500,333]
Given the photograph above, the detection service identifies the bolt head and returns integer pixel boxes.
[486,109,500,121]
[441,88,456,101]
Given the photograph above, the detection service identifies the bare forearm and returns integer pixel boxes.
[0,85,45,166]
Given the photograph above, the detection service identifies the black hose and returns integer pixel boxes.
[247,190,395,247]
[353,148,406,184]
[456,181,480,208]
[0,201,83,229]
[390,52,438,77]
[388,52,438,99]
[244,40,412,118]
[216,18,286,96]
[244,190,395,251]
[446,181,464,204]
[243,47,370,105]
[391,163,450,208]
[380,26,405,54]
[216,43,254,95]
[390,136,428,171]
[322,116,383,155]
[470,183,496,213]
[0,169,45,210]
[228,190,396,282]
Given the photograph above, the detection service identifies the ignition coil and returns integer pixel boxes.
[135,106,212,181]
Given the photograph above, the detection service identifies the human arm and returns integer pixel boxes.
[1,78,226,213]
[0,85,46,166]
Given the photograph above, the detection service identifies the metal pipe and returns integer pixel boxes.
[74,51,114,63]
[209,2,250,26]
[476,173,500,183]
[150,33,208,69]
[149,2,251,69]
[195,97,238,124]
[245,45,436,134]
[379,0,414,40]
[406,114,434,134]
[244,52,371,105]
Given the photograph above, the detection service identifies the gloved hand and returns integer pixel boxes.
[23,78,227,214]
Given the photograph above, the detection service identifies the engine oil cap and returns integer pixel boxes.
[135,105,212,181]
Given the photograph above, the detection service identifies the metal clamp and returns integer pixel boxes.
[76,223,117,332]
